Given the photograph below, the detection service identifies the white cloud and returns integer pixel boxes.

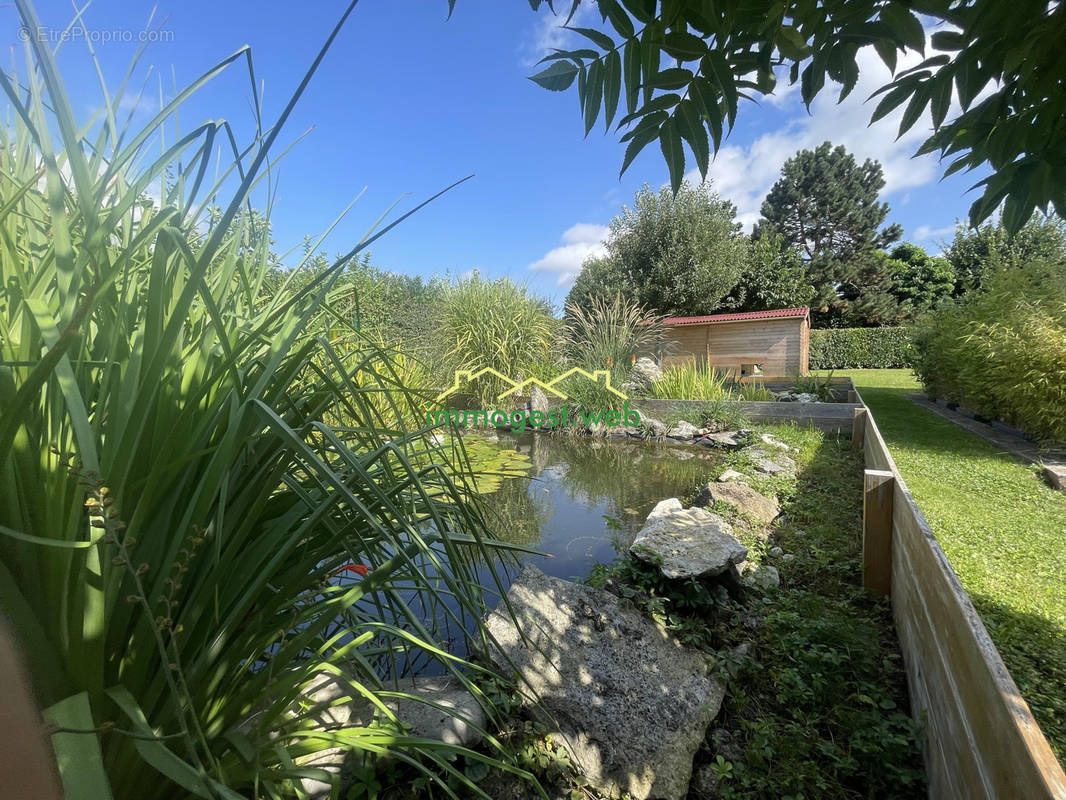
[913,224,955,242]
[528,222,609,287]
[691,46,957,232]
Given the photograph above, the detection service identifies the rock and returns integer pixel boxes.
[668,420,700,440]
[782,553,795,562]
[716,469,746,482]
[1043,464,1066,493]
[624,357,664,394]
[703,482,780,526]
[697,430,750,450]
[710,727,745,762]
[631,500,747,580]
[793,392,818,403]
[745,448,796,476]
[529,385,550,416]
[769,546,784,557]
[641,415,668,437]
[484,565,725,800]
[298,673,486,798]
[743,564,780,591]
[759,433,793,451]
[691,763,721,798]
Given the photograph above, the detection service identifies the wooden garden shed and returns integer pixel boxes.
[658,307,810,378]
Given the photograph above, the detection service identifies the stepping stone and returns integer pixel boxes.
[484,565,725,800]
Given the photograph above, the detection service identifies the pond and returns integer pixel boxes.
[472,431,724,589]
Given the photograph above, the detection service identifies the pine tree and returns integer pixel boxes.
[758,142,902,326]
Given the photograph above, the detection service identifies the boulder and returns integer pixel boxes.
[633,356,664,383]
[529,385,550,416]
[745,448,796,476]
[630,500,747,579]
[484,565,725,800]
[704,482,780,526]
[743,564,780,591]
[640,415,668,437]
[697,430,751,450]
[667,420,700,440]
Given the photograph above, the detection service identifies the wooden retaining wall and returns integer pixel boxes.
[635,398,861,432]
[854,394,1066,799]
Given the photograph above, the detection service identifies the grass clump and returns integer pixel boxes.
[842,369,1066,762]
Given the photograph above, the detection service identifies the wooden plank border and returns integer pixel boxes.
[854,386,1066,799]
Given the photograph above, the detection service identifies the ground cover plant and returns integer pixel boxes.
[841,369,1066,762]
[587,425,926,798]
[0,4,532,797]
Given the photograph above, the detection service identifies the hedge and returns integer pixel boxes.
[809,327,914,369]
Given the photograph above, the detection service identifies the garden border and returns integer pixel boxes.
[854,390,1066,799]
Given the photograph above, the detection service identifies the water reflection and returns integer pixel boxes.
[478,432,723,584]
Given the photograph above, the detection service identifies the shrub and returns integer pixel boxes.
[912,261,1066,442]
[0,11,526,798]
[809,327,915,369]
[436,275,558,404]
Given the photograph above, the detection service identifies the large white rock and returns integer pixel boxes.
[484,565,724,800]
[630,499,747,579]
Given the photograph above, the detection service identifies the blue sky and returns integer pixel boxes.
[4,0,984,308]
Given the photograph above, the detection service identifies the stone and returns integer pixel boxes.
[745,448,796,476]
[529,385,550,416]
[697,430,750,450]
[1043,464,1066,493]
[631,500,747,580]
[743,564,780,591]
[484,565,725,800]
[640,415,668,437]
[691,763,721,798]
[716,469,746,482]
[782,553,795,562]
[298,673,486,798]
[624,357,664,394]
[759,433,793,451]
[793,392,818,403]
[668,420,700,440]
[704,482,780,526]
[769,546,784,557]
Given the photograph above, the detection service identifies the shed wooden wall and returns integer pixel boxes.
[661,317,807,377]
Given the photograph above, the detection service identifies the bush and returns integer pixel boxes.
[809,327,915,369]
[912,261,1066,442]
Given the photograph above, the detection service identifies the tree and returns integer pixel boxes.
[728,232,815,312]
[945,214,1066,294]
[565,181,747,316]
[525,0,1066,232]
[758,143,902,326]
[882,243,955,315]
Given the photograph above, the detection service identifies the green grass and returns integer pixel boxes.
[837,369,1066,762]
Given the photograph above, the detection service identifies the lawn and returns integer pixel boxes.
[837,368,1066,762]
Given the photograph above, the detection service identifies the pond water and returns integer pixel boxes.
[473,431,724,591]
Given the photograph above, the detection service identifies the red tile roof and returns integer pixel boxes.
[659,307,810,326]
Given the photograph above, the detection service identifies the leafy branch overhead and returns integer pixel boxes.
[524,0,1066,232]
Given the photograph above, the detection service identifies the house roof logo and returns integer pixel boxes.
[434,367,627,403]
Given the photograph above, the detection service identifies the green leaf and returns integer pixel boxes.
[568,26,615,52]
[689,77,723,150]
[619,112,665,176]
[44,693,115,800]
[930,72,953,128]
[653,67,693,90]
[776,25,810,60]
[676,98,709,179]
[583,59,605,135]
[702,51,738,127]
[529,60,581,91]
[879,5,926,52]
[869,82,912,124]
[599,0,635,38]
[898,83,930,137]
[873,38,898,75]
[663,30,707,61]
[620,0,656,24]
[623,38,641,114]
[640,21,663,103]
[659,115,685,193]
[603,49,622,130]
[930,30,965,51]
[618,93,680,128]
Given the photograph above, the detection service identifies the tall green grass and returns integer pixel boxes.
[0,3,529,798]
